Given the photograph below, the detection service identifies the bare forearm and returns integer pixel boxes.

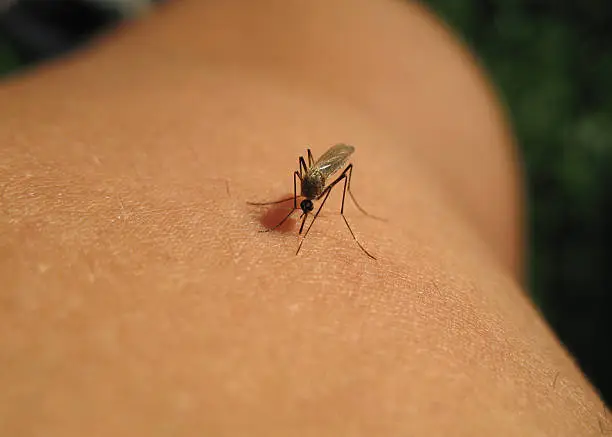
[0,1,604,436]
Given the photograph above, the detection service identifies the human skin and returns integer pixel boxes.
[0,0,607,436]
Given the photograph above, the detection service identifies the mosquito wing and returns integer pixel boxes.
[312,143,355,179]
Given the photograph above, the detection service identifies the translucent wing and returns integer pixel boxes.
[312,143,355,179]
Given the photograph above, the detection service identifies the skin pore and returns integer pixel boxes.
[0,0,607,435]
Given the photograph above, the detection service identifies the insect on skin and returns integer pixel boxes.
[248,143,380,259]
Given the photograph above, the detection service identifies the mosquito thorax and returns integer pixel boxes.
[300,199,314,214]
[301,171,325,199]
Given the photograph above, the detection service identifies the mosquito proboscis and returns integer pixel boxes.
[248,143,382,259]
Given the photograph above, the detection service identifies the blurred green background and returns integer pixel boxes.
[1,0,610,405]
[422,0,612,405]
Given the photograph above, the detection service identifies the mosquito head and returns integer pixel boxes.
[300,199,314,214]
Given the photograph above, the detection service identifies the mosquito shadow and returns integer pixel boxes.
[251,194,297,233]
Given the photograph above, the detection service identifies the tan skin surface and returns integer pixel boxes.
[0,0,607,436]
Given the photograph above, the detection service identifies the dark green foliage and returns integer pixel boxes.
[424,0,612,404]
[0,38,19,76]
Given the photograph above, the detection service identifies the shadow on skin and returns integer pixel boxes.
[250,194,299,233]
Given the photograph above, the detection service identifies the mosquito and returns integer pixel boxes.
[248,143,380,259]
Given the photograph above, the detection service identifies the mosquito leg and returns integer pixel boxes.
[297,210,308,235]
[307,149,314,167]
[298,212,308,234]
[339,171,376,259]
[255,171,300,232]
[324,164,372,214]
[325,163,352,191]
[340,167,349,215]
[247,171,301,207]
[341,214,376,259]
[247,196,295,206]
[260,209,295,233]
[296,187,331,255]
[345,164,387,221]
[299,156,308,178]
[293,170,300,209]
